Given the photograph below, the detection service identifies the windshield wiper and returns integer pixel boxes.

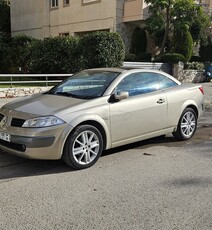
[55,92,80,98]
[48,91,98,99]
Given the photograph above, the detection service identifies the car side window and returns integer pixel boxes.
[116,72,160,97]
[157,74,177,89]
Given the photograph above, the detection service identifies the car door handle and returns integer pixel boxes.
[157,99,165,104]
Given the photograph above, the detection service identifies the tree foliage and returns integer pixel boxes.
[199,37,212,62]
[172,27,193,62]
[145,0,211,54]
[130,27,147,55]
[0,0,10,35]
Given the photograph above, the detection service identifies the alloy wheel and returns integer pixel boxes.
[72,130,100,165]
[180,111,196,138]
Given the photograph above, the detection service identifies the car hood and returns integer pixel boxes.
[2,93,89,116]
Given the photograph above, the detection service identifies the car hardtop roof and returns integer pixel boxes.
[87,67,166,74]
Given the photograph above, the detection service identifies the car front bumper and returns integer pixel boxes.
[0,124,72,160]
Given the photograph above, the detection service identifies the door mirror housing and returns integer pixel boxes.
[114,91,129,101]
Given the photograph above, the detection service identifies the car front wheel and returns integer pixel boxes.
[173,108,197,141]
[62,125,103,170]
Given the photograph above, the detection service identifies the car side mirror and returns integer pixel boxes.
[114,91,129,101]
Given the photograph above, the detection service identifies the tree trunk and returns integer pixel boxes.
[160,3,171,54]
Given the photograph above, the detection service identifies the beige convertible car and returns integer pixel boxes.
[0,68,204,169]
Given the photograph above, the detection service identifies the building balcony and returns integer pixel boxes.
[123,0,149,23]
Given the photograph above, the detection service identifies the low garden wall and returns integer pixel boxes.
[0,87,51,98]
[173,62,204,83]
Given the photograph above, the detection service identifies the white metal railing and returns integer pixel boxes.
[0,74,73,88]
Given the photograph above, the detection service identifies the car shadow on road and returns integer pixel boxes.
[102,135,182,157]
[0,155,72,182]
[0,127,209,182]
[0,135,179,182]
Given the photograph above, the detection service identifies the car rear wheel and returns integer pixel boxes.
[173,108,197,141]
[62,125,103,170]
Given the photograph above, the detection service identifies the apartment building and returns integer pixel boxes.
[10,0,211,52]
[10,0,148,50]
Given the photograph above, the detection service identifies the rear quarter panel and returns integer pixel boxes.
[165,84,204,127]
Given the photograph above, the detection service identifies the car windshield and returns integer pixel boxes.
[48,70,119,99]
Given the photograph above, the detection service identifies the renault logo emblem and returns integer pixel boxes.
[0,116,8,127]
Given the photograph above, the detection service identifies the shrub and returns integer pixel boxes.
[190,56,203,62]
[124,53,137,62]
[29,36,82,74]
[184,62,204,70]
[9,34,34,73]
[137,52,152,62]
[0,33,11,73]
[155,53,186,63]
[80,31,125,68]
[172,29,193,62]
[130,28,147,55]
[124,52,151,62]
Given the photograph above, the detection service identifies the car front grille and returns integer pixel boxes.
[0,139,26,152]
[11,118,26,127]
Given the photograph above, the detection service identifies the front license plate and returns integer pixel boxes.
[0,132,11,142]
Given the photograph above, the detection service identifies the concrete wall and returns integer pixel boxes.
[10,0,50,39]
[11,0,116,38]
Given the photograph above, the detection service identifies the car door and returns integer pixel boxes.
[109,72,168,144]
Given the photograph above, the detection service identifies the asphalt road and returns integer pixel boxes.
[0,83,211,230]
[0,115,211,230]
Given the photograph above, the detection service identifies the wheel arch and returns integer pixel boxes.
[185,104,199,118]
[62,119,109,156]
[77,120,107,150]
[181,100,199,119]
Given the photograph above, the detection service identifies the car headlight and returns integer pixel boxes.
[22,116,65,128]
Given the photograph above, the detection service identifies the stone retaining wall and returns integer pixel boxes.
[178,70,204,83]
[0,87,51,98]
[173,62,205,83]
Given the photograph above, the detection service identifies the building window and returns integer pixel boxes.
[82,0,101,5]
[51,0,58,8]
[64,0,70,6]
[75,29,109,37]
[59,32,70,37]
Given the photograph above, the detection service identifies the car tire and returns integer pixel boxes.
[173,108,197,141]
[62,125,103,170]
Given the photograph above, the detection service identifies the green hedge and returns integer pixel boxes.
[125,52,152,62]
[155,53,186,63]
[0,32,125,73]
[0,33,11,73]
[80,31,125,68]
[28,36,82,74]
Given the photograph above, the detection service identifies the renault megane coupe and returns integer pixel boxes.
[0,68,204,169]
